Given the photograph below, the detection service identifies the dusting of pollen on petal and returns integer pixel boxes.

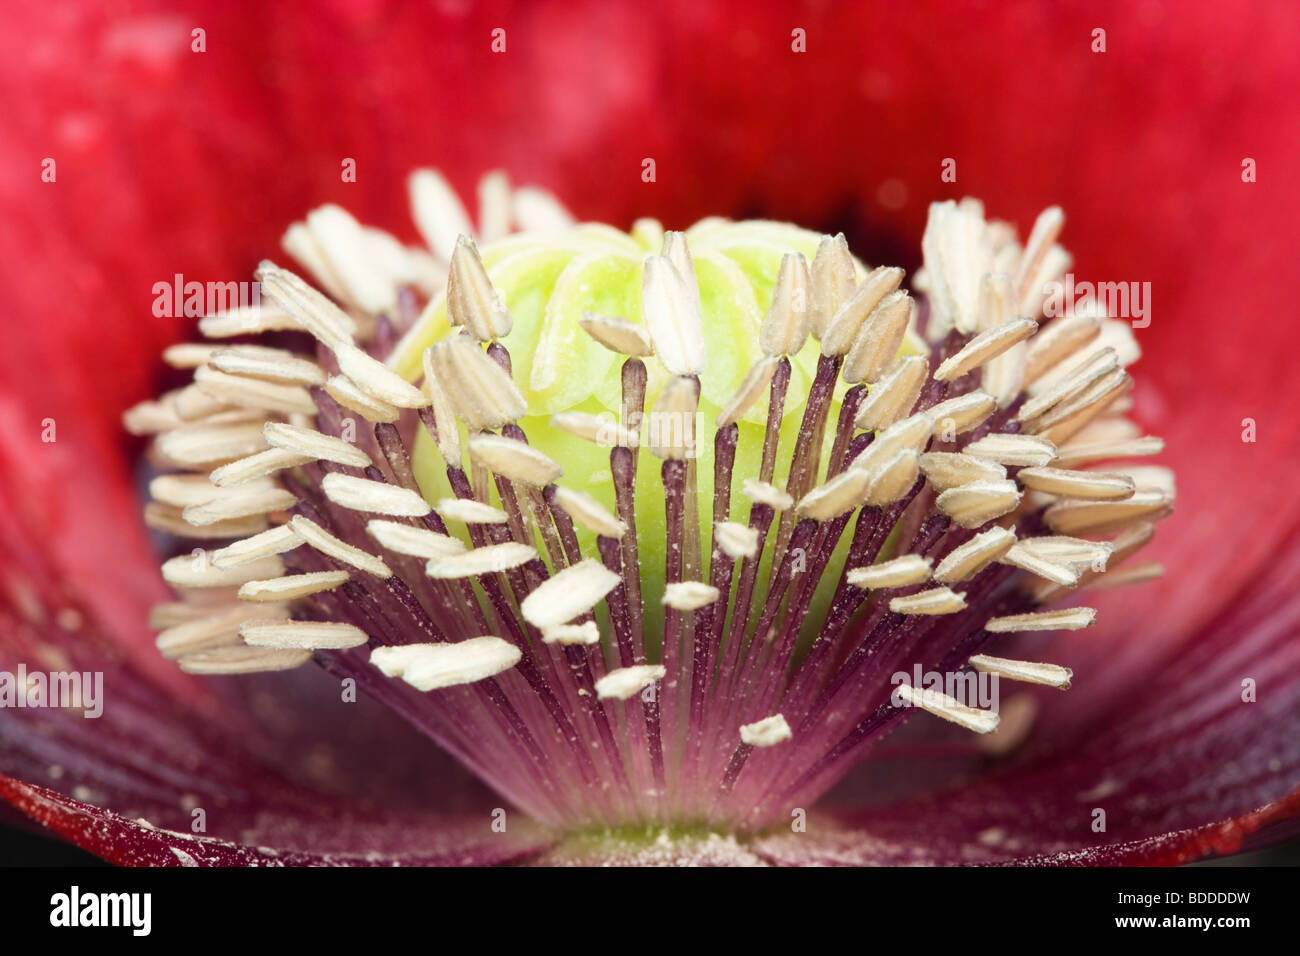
[128,170,1172,833]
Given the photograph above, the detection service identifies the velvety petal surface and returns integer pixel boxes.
[1,777,554,866]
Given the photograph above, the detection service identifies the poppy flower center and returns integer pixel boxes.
[127,172,1172,832]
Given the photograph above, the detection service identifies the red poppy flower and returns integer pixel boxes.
[1,0,1297,866]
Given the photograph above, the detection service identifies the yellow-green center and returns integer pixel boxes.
[390,218,912,633]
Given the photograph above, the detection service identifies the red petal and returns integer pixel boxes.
[2,777,553,866]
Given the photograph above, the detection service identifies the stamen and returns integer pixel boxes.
[975,274,1025,407]
[1027,369,1131,439]
[241,619,369,650]
[1017,347,1118,422]
[1016,466,1135,500]
[436,497,509,525]
[519,559,621,629]
[923,389,996,434]
[197,305,298,338]
[741,479,793,511]
[580,312,655,357]
[324,375,401,423]
[123,399,185,435]
[290,515,392,578]
[999,543,1079,587]
[471,171,510,242]
[334,344,430,409]
[210,525,302,568]
[969,654,1073,689]
[739,714,792,747]
[854,355,927,431]
[366,520,467,559]
[179,646,312,675]
[985,607,1097,632]
[513,186,575,233]
[447,236,512,341]
[210,448,312,487]
[161,554,284,589]
[921,200,992,338]
[419,349,464,465]
[256,261,356,349]
[541,621,601,646]
[647,377,698,460]
[1111,464,1176,497]
[467,433,563,487]
[808,233,858,339]
[182,487,297,525]
[933,527,1017,583]
[295,205,398,314]
[1053,435,1165,467]
[321,474,431,517]
[1043,490,1172,535]
[862,449,920,506]
[1086,559,1164,590]
[551,487,627,539]
[661,232,700,313]
[758,253,810,356]
[821,267,905,357]
[1032,521,1157,602]
[149,473,272,507]
[167,384,236,421]
[157,421,269,466]
[894,682,999,734]
[595,665,666,701]
[143,504,268,539]
[1017,535,1113,570]
[426,542,535,578]
[1012,206,1065,306]
[717,357,778,427]
[426,337,527,429]
[1023,312,1101,384]
[662,581,721,611]
[552,410,638,447]
[238,571,351,601]
[934,316,1038,381]
[408,169,474,261]
[209,346,327,386]
[849,414,933,474]
[796,468,871,521]
[370,638,523,690]
[642,256,706,376]
[163,343,220,368]
[963,433,1058,467]
[846,554,933,589]
[841,290,913,384]
[263,421,372,468]
[889,586,967,615]
[155,604,283,658]
[917,452,1007,492]
[935,479,1022,528]
[714,521,759,560]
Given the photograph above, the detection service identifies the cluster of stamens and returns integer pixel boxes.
[125,172,1172,830]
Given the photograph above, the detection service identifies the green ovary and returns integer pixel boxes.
[394,219,870,647]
